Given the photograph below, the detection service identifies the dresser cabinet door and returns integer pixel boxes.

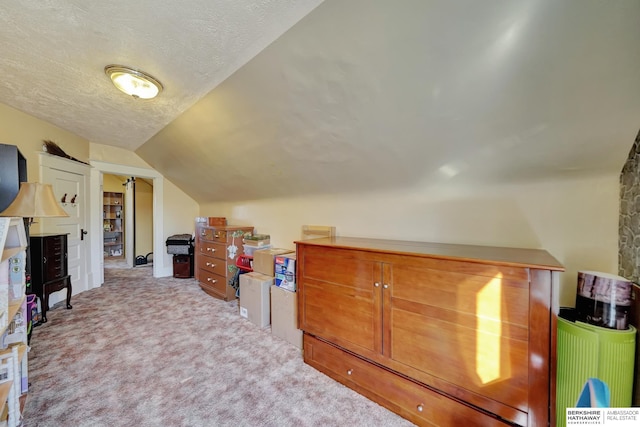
[386,256,531,414]
[298,245,382,355]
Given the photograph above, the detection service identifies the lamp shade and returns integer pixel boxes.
[0,182,69,218]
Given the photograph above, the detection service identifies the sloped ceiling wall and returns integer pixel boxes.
[137,0,640,203]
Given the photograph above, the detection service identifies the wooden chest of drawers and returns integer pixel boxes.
[29,233,72,323]
[296,236,564,427]
[195,224,253,300]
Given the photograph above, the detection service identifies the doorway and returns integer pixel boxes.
[102,174,154,269]
[89,161,168,287]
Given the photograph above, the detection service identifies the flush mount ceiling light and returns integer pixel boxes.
[104,65,163,99]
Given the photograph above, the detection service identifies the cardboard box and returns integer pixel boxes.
[207,217,227,226]
[239,272,273,328]
[253,248,294,276]
[243,234,271,246]
[274,253,296,292]
[271,285,302,350]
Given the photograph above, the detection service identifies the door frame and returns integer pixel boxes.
[124,177,134,268]
[90,160,167,286]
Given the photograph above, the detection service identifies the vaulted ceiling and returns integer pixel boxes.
[1,1,639,203]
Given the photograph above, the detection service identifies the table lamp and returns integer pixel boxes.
[0,182,69,274]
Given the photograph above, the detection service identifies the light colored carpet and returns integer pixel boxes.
[22,266,415,427]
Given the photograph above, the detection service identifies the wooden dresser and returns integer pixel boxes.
[296,237,564,427]
[195,224,254,300]
[29,233,72,323]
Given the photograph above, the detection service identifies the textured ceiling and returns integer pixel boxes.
[0,0,323,150]
[138,0,640,202]
[1,1,639,204]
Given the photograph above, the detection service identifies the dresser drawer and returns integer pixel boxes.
[198,227,214,241]
[44,277,69,293]
[198,269,227,294]
[46,236,64,253]
[198,241,226,260]
[198,227,229,243]
[196,253,226,276]
[304,334,508,427]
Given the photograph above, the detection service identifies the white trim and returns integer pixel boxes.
[39,152,91,175]
[89,160,169,284]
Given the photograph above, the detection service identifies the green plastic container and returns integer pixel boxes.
[556,317,636,427]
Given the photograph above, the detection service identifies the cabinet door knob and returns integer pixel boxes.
[374,282,380,287]
[347,369,353,376]
[383,284,389,289]
[417,404,424,412]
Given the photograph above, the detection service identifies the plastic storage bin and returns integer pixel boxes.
[556,316,636,427]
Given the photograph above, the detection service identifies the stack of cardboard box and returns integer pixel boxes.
[238,248,302,350]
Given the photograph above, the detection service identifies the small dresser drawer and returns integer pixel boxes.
[304,334,508,427]
[210,229,228,242]
[198,227,214,241]
[198,227,229,243]
[45,278,68,293]
[196,253,226,276]
[198,241,226,260]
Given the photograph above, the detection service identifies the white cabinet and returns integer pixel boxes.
[0,217,28,427]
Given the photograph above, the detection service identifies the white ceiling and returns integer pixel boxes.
[1,1,639,203]
[0,0,323,150]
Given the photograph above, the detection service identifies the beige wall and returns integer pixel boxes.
[0,102,90,181]
[103,173,125,192]
[201,174,620,307]
[0,105,198,280]
[1,101,621,303]
[162,179,199,236]
[90,142,153,169]
[90,141,199,239]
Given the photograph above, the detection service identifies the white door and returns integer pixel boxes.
[40,153,90,306]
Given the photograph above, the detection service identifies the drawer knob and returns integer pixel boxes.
[417,404,424,412]
[206,262,215,267]
[374,282,380,287]
[207,278,217,284]
[347,369,353,376]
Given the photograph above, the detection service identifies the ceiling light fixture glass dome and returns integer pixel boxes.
[105,65,163,99]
